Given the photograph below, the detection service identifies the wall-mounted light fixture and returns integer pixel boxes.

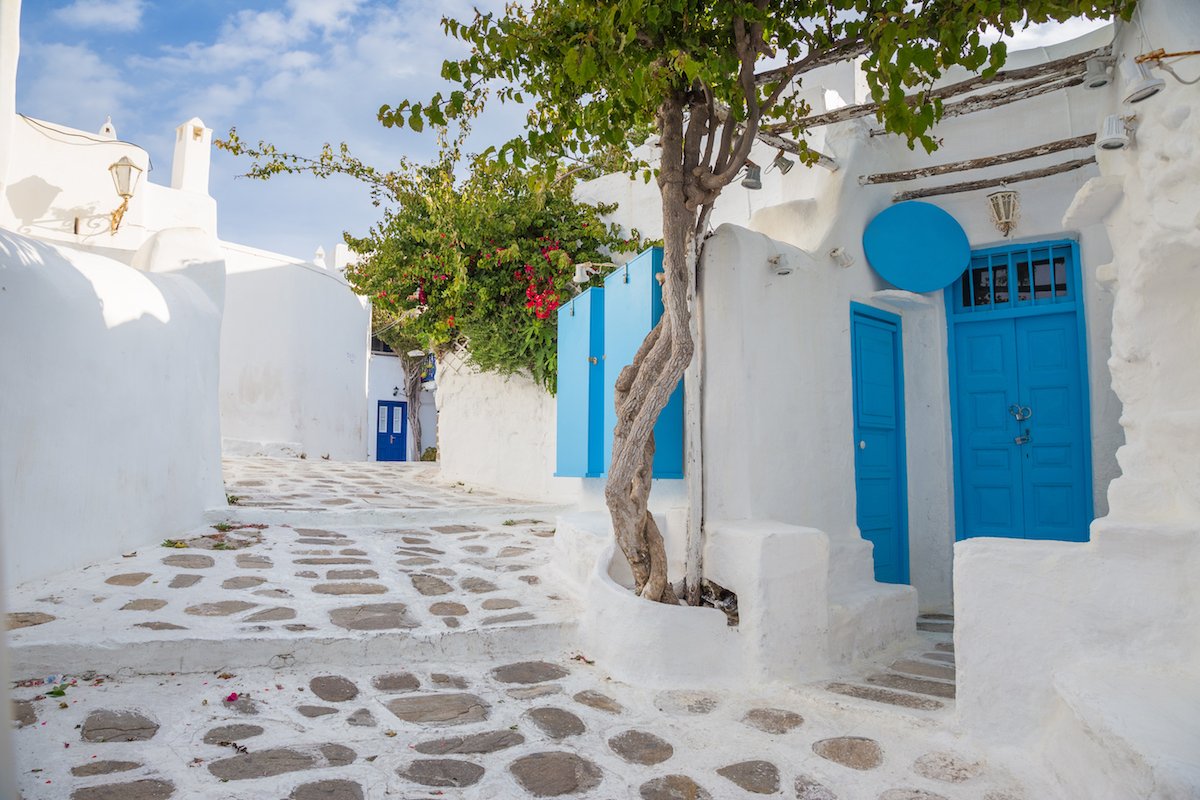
[741,160,762,190]
[771,151,795,175]
[767,253,792,276]
[392,386,401,397]
[829,247,855,269]
[1097,114,1134,150]
[1122,57,1165,104]
[107,155,143,233]
[1084,57,1114,89]
[987,190,1020,238]
[573,261,617,284]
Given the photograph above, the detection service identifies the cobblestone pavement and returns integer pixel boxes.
[8,458,1025,799]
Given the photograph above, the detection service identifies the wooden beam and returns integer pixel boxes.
[766,46,1107,132]
[711,101,839,171]
[891,156,1096,201]
[860,134,1096,185]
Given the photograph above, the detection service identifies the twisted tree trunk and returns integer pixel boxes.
[402,355,423,458]
[604,94,695,605]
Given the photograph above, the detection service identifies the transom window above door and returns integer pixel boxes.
[954,242,1075,313]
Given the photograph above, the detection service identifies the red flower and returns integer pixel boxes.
[225,692,239,703]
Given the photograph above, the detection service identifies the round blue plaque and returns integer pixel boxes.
[862,201,970,293]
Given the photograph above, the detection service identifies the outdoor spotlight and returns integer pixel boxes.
[1097,114,1131,150]
[107,155,143,233]
[1084,57,1113,89]
[772,151,796,175]
[767,253,792,276]
[829,247,855,269]
[572,261,617,284]
[392,386,401,397]
[741,160,763,190]
[1122,58,1165,104]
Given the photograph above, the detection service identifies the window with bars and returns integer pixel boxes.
[953,242,1076,313]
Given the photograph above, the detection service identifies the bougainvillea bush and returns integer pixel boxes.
[218,128,645,394]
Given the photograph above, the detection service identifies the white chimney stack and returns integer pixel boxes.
[171,117,213,194]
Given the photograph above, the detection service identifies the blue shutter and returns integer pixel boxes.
[555,287,605,477]
[602,248,684,479]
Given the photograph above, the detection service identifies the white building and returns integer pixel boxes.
[436,4,1200,794]
[0,0,430,590]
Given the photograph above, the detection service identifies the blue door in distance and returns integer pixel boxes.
[948,240,1092,542]
[850,303,909,584]
[376,400,407,462]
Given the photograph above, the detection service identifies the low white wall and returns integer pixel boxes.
[366,352,437,460]
[219,242,370,461]
[0,228,225,587]
[435,365,576,502]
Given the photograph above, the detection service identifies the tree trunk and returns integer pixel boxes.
[402,356,423,458]
[604,93,695,605]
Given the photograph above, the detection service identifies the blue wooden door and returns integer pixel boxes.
[376,400,407,462]
[952,314,1089,541]
[851,304,909,584]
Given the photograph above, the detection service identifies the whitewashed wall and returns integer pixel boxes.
[365,352,438,461]
[955,3,1200,795]
[219,242,370,460]
[0,229,225,588]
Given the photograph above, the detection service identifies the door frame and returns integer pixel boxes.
[850,301,910,584]
[944,238,1094,542]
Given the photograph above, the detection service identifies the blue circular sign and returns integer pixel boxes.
[862,201,970,293]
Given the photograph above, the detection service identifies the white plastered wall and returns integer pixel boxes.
[219,242,370,461]
[0,229,226,588]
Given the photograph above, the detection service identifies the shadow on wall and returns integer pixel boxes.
[219,257,370,461]
[0,230,225,588]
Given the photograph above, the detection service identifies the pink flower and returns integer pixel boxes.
[225,692,239,703]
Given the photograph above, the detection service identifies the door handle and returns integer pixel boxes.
[588,356,598,365]
[390,435,395,444]
[1014,429,1032,445]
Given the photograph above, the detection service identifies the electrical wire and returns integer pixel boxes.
[19,115,155,173]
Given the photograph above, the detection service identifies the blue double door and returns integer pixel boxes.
[952,311,1090,541]
[376,400,407,462]
[851,304,909,585]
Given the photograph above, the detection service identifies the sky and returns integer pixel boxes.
[14,1,1111,259]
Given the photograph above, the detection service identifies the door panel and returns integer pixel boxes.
[851,306,909,585]
[952,312,1089,541]
[376,400,407,462]
[1015,313,1088,541]
[954,318,1023,538]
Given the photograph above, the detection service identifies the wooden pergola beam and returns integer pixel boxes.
[765,46,1108,133]
[860,134,1096,185]
[891,156,1097,201]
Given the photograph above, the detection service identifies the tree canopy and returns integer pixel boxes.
[218,129,645,393]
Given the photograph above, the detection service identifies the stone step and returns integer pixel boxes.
[866,672,956,699]
[825,682,945,711]
[935,642,954,653]
[916,620,954,633]
[922,651,955,664]
[888,659,956,682]
[919,613,954,620]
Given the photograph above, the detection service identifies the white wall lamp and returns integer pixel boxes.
[741,160,763,190]
[572,261,617,284]
[771,151,795,175]
[1097,113,1136,151]
[829,247,855,269]
[1084,57,1114,89]
[987,190,1020,238]
[767,253,792,276]
[1121,57,1165,104]
[107,155,143,233]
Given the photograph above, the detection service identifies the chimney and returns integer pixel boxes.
[171,117,212,194]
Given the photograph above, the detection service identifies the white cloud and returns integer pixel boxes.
[53,0,145,32]
[21,43,134,134]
